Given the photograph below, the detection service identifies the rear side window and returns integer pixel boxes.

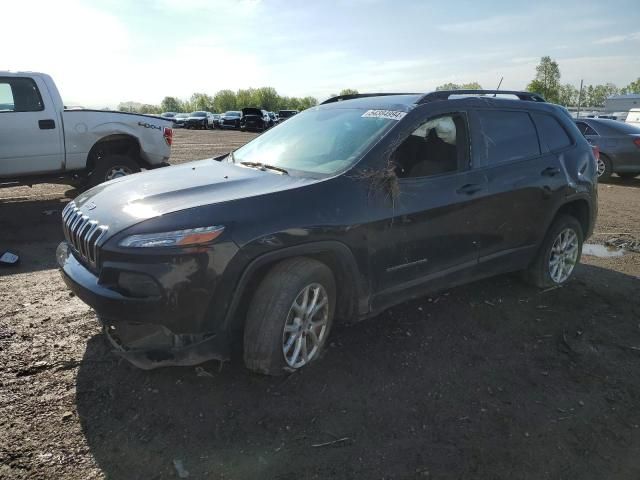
[575,122,598,136]
[0,77,44,112]
[532,113,572,151]
[477,110,540,164]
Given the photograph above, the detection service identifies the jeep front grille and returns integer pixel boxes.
[62,201,108,269]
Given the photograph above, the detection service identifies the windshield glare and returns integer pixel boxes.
[232,107,396,175]
[225,111,241,117]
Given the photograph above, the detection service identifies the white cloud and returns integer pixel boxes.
[438,15,526,34]
[593,32,640,45]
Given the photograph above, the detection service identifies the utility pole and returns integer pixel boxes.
[576,79,584,118]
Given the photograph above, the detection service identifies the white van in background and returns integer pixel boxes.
[627,108,640,127]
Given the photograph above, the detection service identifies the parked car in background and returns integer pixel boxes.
[161,112,177,122]
[277,109,298,123]
[185,111,212,130]
[57,89,597,375]
[627,108,640,127]
[0,71,172,188]
[240,107,271,132]
[210,113,221,128]
[575,117,640,180]
[220,111,242,129]
[267,111,277,127]
[173,113,189,128]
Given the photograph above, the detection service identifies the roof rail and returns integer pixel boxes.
[321,92,420,105]
[418,90,546,104]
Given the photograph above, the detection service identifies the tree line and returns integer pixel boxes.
[118,87,319,114]
[117,64,640,114]
[526,56,640,108]
[432,63,639,109]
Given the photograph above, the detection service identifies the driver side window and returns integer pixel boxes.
[393,113,468,178]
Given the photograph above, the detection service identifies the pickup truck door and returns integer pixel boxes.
[0,76,64,177]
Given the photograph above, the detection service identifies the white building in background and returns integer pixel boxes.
[604,94,640,112]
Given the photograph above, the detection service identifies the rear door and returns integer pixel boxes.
[0,76,64,177]
[472,109,569,269]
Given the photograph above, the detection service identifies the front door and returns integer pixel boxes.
[0,76,64,177]
[367,109,487,304]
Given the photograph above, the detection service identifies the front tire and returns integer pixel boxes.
[524,215,583,289]
[88,154,140,187]
[244,257,336,376]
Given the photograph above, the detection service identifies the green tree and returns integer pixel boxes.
[254,87,280,111]
[586,83,619,107]
[160,96,182,112]
[189,93,214,112]
[213,90,237,112]
[339,88,359,96]
[558,84,579,106]
[526,56,561,103]
[620,77,640,95]
[435,82,483,91]
[139,104,160,114]
[298,96,319,110]
[236,88,257,108]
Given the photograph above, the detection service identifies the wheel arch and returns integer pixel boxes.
[86,134,143,172]
[551,197,592,239]
[223,241,369,331]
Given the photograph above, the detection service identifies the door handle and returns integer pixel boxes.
[38,119,56,130]
[541,166,561,177]
[456,183,483,195]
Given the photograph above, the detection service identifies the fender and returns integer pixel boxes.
[222,241,370,330]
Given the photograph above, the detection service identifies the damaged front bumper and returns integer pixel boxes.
[56,242,230,369]
[102,322,229,370]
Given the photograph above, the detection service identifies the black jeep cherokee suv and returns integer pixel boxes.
[57,90,598,374]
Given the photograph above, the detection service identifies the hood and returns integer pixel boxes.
[242,107,262,116]
[72,159,316,236]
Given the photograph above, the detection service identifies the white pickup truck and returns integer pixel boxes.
[0,71,173,187]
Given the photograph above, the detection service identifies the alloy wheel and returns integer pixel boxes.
[282,283,330,368]
[548,228,579,283]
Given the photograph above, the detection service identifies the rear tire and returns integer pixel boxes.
[524,215,583,289]
[597,153,613,181]
[244,257,336,376]
[88,154,140,187]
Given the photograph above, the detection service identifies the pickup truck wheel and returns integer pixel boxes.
[524,214,583,289]
[244,257,336,376]
[89,154,140,186]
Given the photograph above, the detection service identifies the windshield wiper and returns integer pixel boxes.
[239,161,289,175]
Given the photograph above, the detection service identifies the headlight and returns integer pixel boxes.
[119,226,225,248]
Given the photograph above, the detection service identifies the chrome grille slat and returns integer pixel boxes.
[61,201,108,269]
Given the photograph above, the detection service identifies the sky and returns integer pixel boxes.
[2,0,639,108]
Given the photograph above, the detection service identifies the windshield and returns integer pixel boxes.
[176,113,188,118]
[191,111,207,117]
[232,107,397,175]
[225,111,241,117]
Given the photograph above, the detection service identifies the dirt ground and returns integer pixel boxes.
[1,129,639,480]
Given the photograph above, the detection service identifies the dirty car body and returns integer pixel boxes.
[57,91,598,370]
